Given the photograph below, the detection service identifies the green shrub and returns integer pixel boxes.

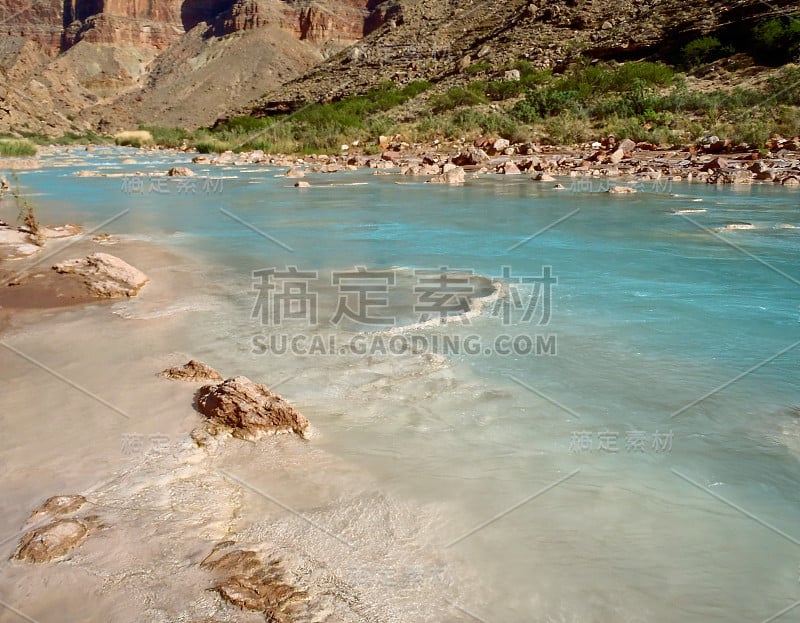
[511,87,581,121]
[609,61,675,90]
[195,139,232,154]
[682,36,734,67]
[0,139,38,157]
[513,60,551,82]
[774,105,800,137]
[141,126,191,148]
[485,80,526,100]
[465,61,492,74]
[542,112,591,145]
[752,16,800,65]
[401,80,433,98]
[429,87,485,112]
[768,67,800,106]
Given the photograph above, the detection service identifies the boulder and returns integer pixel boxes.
[402,164,439,176]
[618,138,636,155]
[701,156,728,171]
[504,69,521,81]
[607,185,637,194]
[53,253,148,298]
[294,181,311,188]
[13,519,89,563]
[499,161,521,175]
[727,170,754,184]
[609,147,625,164]
[749,160,770,174]
[428,166,465,185]
[532,172,556,182]
[492,138,511,153]
[755,170,775,181]
[451,148,489,166]
[167,167,194,177]
[196,376,310,439]
[285,168,305,179]
[781,175,800,186]
[160,360,223,383]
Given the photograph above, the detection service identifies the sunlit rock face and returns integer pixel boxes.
[0,0,390,56]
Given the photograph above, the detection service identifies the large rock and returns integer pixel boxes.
[13,519,89,563]
[499,161,521,175]
[196,376,310,439]
[618,138,636,155]
[428,166,465,185]
[609,147,625,164]
[451,148,490,166]
[701,156,728,171]
[53,253,148,298]
[160,360,223,383]
[607,185,637,194]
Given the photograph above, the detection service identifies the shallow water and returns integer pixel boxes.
[1,146,799,622]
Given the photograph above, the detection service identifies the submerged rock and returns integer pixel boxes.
[13,519,89,563]
[428,166,465,185]
[160,359,223,383]
[28,494,86,523]
[196,376,310,439]
[53,252,148,298]
[607,185,637,194]
[201,543,308,622]
[167,167,195,177]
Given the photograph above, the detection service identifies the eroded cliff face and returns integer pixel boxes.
[1,0,387,55]
[0,0,391,134]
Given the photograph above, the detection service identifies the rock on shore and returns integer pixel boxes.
[53,252,148,298]
[160,359,223,383]
[12,494,100,564]
[13,519,89,563]
[196,376,310,440]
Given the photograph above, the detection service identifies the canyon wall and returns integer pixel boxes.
[0,0,389,56]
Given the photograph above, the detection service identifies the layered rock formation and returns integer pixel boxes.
[0,0,392,133]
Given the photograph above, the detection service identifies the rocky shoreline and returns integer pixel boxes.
[184,134,800,187]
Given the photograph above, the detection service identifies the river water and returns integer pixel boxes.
[1,146,798,622]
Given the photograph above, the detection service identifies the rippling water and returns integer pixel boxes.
[1,146,799,622]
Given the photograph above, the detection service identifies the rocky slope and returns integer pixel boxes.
[0,0,797,134]
[249,0,800,111]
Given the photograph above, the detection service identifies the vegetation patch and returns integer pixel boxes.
[0,139,38,157]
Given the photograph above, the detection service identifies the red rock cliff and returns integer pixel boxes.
[0,0,390,56]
